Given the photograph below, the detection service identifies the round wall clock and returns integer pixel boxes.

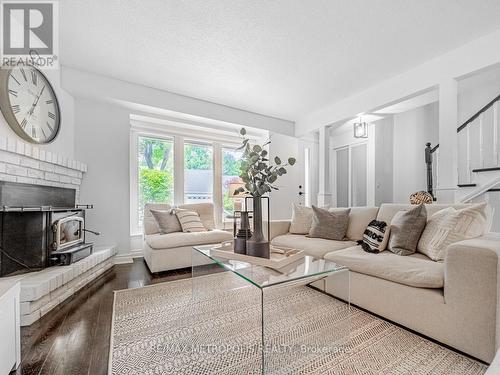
[0,65,61,144]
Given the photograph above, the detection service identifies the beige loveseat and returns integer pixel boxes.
[270,203,500,363]
[143,203,233,273]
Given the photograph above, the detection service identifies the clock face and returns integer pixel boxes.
[0,66,61,144]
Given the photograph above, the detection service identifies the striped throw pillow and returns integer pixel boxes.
[359,220,389,253]
[175,209,207,233]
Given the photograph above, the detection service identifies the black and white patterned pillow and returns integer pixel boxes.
[358,220,389,253]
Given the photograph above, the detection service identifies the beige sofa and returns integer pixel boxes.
[270,203,500,363]
[143,203,233,273]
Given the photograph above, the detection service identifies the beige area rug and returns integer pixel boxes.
[109,272,487,375]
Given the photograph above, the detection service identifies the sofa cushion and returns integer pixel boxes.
[145,229,233,250]
[309,206,350,240]
[418,202,489,261]
[359,219,390,253]
[175,209,207,232]
[271,234,356,258]
[150,209,182,234]
[332,206,379,241]
[144,202,216,235]
[144,203,171,235]
[376,203,470,225]
[388,204,427,256]
[324,245,444,288]
[178,203,216,230]
[290,204,314,234]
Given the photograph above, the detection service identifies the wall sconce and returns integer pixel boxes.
[353,119,368,138]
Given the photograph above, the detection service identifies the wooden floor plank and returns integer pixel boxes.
[11,259,191,375]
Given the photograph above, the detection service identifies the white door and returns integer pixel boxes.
[334,143,368,207]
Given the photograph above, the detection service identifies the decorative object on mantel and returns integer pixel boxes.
[233,210,252,254]
[353,117,369,138]
[0,65,61,144]
[234,128,296,259]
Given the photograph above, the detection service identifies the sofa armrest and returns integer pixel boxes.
[445,234,500,302]
[444,233,500,360]
[267,220,291,240]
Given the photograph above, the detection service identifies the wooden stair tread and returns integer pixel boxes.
[472,167,500,173]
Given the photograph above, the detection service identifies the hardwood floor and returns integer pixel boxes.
[11,259,191,375]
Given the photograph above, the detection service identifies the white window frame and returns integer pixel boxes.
[130,127,241,236]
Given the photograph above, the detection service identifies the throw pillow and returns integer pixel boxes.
[175,209,207,233]
[289,204,313,234]
[150,209,182,234]
[358,220,389,253]
[289,203,330,234]
[388,204,427,256]
[308,206,350,240]
[417,202,488,261]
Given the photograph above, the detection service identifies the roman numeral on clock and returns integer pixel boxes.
[31,71,37,86]
[48,112,55,120]
[47,122,53,131]
[21,118,27,128]
[8,89,17,97]
[46,99,53,105]
[31,127,37,138]
[11,104,20,114]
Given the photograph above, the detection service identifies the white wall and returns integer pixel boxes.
[458,64,500,125]
[0,69,75,159]
[374,116,394,205]
[74,98,131,254]
[268,132,301,219]
[392,102,438,203]
[297,29,500,136]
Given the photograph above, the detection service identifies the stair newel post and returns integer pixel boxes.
[425,142,435,200]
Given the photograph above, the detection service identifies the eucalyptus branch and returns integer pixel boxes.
[235,127,296,197]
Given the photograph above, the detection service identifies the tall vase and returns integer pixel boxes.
[246,196,270,258]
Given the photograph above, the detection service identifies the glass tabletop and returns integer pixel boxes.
[192,244,347,290]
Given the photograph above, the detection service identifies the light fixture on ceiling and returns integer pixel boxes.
[353,118,368,138]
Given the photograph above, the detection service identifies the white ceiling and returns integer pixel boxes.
[60,0,500,122]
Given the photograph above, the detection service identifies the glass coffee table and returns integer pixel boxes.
[191,245,350,374]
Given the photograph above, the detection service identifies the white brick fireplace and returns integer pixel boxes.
[0,135,118,326]
[0,135,87,198]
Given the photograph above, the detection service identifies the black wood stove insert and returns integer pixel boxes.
[0,181,98,277]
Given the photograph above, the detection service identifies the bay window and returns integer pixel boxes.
[130,129,243,234]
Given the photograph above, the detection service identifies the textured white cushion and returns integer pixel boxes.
[324,246,444,288]
[178,203,215,230]
[289,204,314,234]
[417,202,489,261]
[271,234,356,258]
[145,229,233,250]
[175,209,206,232]
[376,203,470,225]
